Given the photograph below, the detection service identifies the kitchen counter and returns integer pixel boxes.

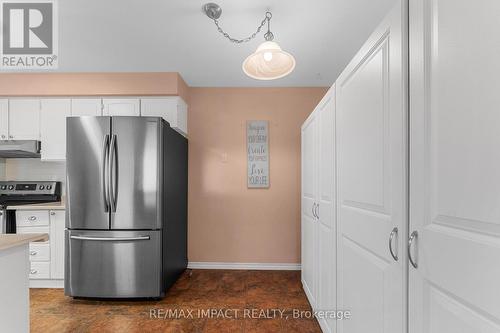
[7,197,65,210]
[0,233,48,333]
[0,233,49,251]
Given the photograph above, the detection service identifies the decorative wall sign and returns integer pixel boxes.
[247,120,269,188]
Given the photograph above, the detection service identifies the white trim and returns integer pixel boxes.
[187,262,301,271]
[29,279,64,288]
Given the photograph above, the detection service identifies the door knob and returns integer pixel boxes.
[408,230,418,268]
[389,227,398,261]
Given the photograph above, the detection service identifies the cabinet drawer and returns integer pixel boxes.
[16,210,49,227]
[16,226,50,235]
[29,242,50,262]
[30,262,50,279]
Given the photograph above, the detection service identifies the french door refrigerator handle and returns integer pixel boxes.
[102,134,110,212]
[109,134,118,212]
[70,235,150,241]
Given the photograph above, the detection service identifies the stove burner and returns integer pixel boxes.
[0,181,62,233]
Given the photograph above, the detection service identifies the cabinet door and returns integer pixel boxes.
[301,111,318,307]
[0,99,8,140]
[71,99,102,116]
[49,210,65,279]
[409,0,500,332]
[336,3,406,333]
[103,98,140,116]
[40,99,71,160]
[141,97,188,136]
[316,87,336,333]
[8,99,40,140]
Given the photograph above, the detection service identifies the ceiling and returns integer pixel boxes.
[57,0,397,87]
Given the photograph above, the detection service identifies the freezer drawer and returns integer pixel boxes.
[65,230,162,298]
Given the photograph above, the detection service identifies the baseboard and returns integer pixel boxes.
[187,262,301,271]
[29,279,64,288]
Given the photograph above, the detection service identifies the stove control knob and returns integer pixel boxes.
[46,185,52,190]
[0,185,6,190]
[39,185,45,190]
[8,185,14,190]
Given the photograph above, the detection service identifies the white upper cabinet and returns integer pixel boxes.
[71,99,102,117]
[40,99,71,160]
[8,99,40,140]
[141,97,188,136]
[102,98,140,116]
[0,99,8,140]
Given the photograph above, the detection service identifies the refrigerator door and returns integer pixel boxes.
[109,117,162,230]
[65,229,162,298]
[67,117,111,229]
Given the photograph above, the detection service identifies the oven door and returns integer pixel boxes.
[65,229,162,298]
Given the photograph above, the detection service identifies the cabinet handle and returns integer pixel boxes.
[1,135,5,139]
[9,135,13,139]
[315,203,320,219]
[389,227,398,261]
[50,212,55,216]
[408,231,418,269]
[30,269,37,274]
[28,216,37,221]
[30,251,38,256]
[312,203,316,219]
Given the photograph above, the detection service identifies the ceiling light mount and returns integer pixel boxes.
[203,3,295,80]
[203,3,222,20]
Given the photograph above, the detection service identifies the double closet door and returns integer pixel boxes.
[303,0,500,332]
[301,86,336,333]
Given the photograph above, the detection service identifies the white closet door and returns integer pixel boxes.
[336,3,406,333]
[409,0,500,331]
[316,86,336,333]
[301,111,318,307]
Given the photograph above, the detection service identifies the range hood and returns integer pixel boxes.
[0,140,41,158]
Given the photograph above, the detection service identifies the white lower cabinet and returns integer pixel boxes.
[301,86,336,333]
[16,209,65,287]
[49,211,65,279]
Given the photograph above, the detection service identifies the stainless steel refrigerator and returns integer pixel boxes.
[65,116,187,298]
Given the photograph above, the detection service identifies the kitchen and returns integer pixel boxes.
[1,0,500,333]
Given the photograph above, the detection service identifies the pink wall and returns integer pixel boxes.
[0,72,189,102]
[188,87,328,263]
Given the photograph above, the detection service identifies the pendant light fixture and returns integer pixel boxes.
[203,3,296,80]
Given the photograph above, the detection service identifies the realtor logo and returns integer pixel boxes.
[0,0,58,69]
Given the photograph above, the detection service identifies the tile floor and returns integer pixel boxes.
[31,270,322,332]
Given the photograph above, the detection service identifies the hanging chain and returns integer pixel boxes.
[213,11,273,44]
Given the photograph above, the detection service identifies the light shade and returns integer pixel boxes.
[242,41,296,80]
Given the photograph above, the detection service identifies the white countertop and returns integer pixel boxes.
[0,233,49,251]
[7,197,65,210]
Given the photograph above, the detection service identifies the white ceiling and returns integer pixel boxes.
[57,0,397,87]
